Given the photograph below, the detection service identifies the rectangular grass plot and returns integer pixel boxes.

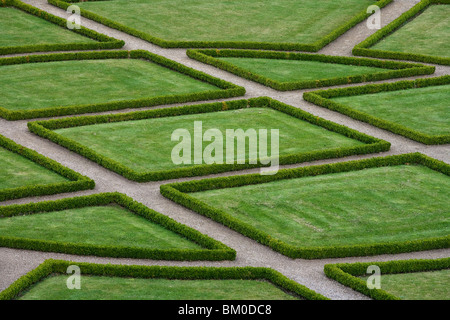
[0,50,243,120]
[29,98,390,181]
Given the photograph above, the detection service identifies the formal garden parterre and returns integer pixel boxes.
[0,0,448,301]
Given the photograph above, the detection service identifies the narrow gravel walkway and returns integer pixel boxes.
[0,0,448,300]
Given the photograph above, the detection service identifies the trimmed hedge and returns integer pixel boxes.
[187,49,435,91]
[48,0,393,52]
[0,0,124,55]
[0,50,245,120]
[0,259,328,300]
[303,76,450,145]
[353,0,450,65]
[0,134,94,202]
[0,192,236,261]
[160,153,450,259]
[324,257,450,300]
[28,97,390,182]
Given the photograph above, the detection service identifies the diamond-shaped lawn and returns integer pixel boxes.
[371,4,450,59]
[0,58,219,117]
[0,7,97,48]
[0,194,233,260]
[170,158,450,258]
[71,0,376,49]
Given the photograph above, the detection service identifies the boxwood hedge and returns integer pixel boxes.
[0,50,245,120]
[353,0,450,65]
[324,257,450,300]
[0,259,328,300]
[187,49,435,91]
[28,97,391,182]
[160,153,450,259]
[0,0,124,55]
[0,134,94,202]
[303,76,450,145]
[0,192,236,261]
[48,0,393,52]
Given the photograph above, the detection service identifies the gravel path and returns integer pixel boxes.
[0,0,448,300]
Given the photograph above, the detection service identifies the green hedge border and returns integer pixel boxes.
[0,259,328,300]
[0,50,245,120]
[186,49,435,91]
[303,76,450,145]
[160,153,450,259]
[0,134,94,202]
[324,257,450,300]
[353,0,450,65]
[0,0,124,55]
[0,192,236,261]
[28,97,390,182]
[48,0,393,52]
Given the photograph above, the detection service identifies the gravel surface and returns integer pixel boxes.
[0,0,448,300]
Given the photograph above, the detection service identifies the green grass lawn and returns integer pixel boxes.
[18,275,299,300]
[0,59,217,111]
[372,5,450,58]
[0,205,202,250]
[190,165,450,248]
[0,146,68,190]
[54,108,364,172]
[218,57,388,83]
[332,84,450,136]
[76,0,374,44]
[0,7,97,48]
[362,269,450,300]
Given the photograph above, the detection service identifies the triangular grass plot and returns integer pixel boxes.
[0,193,235,261]
[354,0,450,65]
[0,260,328,300]
[187,49,435,90]
[161,153,450,259]
[324,257,450,300]
[49,0,392,51]
[0,134,94,202]
[304,76,450,145]
[0,0,123,55]
[28,97,390,181]
[0,50,244,120]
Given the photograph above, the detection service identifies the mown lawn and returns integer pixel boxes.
[332,84,450,136]
[18,276,299,300]
[77,0,374,43]
[0,59,217,111]
[53,108,364,172]
[0,146,68,190]
[191,165,450,247]
[0,7,97,48]
[218,57,388,83]
[372,5,450,57]
[0,205,202,250]
[362,269,450,300]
